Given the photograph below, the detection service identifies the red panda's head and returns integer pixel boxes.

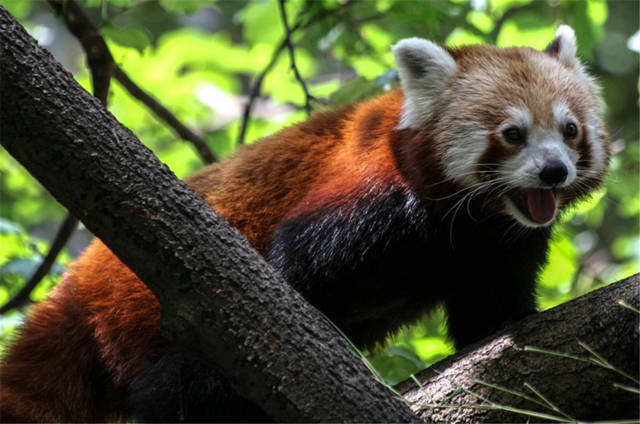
[392,26,610,228]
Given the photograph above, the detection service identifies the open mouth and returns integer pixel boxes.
[506,188,558,225]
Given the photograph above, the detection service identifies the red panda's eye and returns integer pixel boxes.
[502,127,525,145]
[564,122,578,139]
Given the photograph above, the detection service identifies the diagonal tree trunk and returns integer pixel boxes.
[0,5,637,422]
[0,6,416,422]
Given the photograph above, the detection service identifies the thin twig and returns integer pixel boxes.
[526,344,640,385]
[236,3,309,145]
[278,0,314,115]
[237,0,353,144]
[421,402,568,422]
[474,379,557,415]
[612,382,640,395]
[1,0,118,314]
[0,215,78,314]
[112,66,216,163]
[490,2,540,42]
[422,376,568,422]
[460,385,568,422]
[236,38,288,145]
[618,299,640,314]
[49,0,216,164]
[48,0,112,103]
[578,341,640,385]
[523,382,573,421]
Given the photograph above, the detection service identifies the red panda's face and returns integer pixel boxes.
[393,26,610,228]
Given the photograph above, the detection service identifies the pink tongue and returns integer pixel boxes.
[523,189,556,224]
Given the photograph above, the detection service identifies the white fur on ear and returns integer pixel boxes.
[545,25,602,106]
[545,25,578,65]
[392,38,457,129]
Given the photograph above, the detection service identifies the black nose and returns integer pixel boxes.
[539,159,568,186]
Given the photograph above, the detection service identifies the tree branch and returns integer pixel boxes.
[278,0,314,115]
[47,0,112,103]
[236,39,286,145]
[0,7,416,422]
[0,0,119,315]
[490,2,542,42]
[48,0,216,164]
[111,66,216,163]
[398,274,639,422]
[237,0,352,144]
[0,215,78,314]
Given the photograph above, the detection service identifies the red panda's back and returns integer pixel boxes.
[188,105,354,254]
[0,92,406,421]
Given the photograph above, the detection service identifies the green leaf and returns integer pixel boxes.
[612,235,640,260]
[586,0,608,26]
[467,11,494,33]
[360,24,393,52]
[82,0,99,6]
[369,346,424,385]
[107,0,133,7]
[1,0,35,20]
[329,76,385,105]
[236,0,284,46]
[496,15,555,50]
[446,28,485,46]
[207,129,237,161]
[159,0,213,15]
[0,234,29,262]
[538,233,578,309]
[411,337,455,363]
[490,0,533,17]
[101,24,151,54]
[349,56,388,80]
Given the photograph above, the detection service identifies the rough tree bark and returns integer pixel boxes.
[399,274,639,422]
[0,7,416,423]
[0,5,638,423]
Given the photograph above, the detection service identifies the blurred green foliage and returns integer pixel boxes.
[0,0,637,384]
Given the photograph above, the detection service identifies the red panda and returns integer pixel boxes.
[0,25,609,422]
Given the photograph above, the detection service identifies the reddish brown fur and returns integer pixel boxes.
[477,133,520,175]
[0,273,126,421]
[0,44,609,421]
[0,90,408,421]
[449,46,601,129]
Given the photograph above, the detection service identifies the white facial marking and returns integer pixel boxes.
[443,107,536,188]
[442,123,489,186]
[392,38,457,129]
[499,101,579,191]
[553,101,574,128]
[502,126,577,189]
[553,101,607,174]
[497,101,589,227]
[505,106,533,130]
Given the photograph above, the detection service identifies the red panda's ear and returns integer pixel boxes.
[544,25,578,66]
[546,25,602,109]
[392,38,457,129]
